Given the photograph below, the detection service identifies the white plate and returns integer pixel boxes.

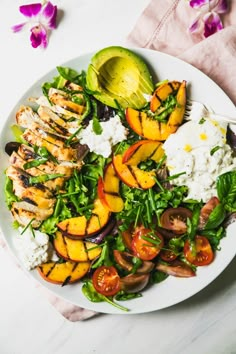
[1,47,236,315]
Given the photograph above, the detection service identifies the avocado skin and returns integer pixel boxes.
[86,46,154,109]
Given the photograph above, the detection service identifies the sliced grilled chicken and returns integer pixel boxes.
[49,89,85,115]
[37,105,81,135]
[9,151,68,191]
[11,201,53,228]
[22,127,78,162]
[6,166,55,209]
[16,105,56,133]
[31,94,83,121]
[65,82,83,91]
[37,106,70,136]
[18,143,83,170]
[17,144,37,160]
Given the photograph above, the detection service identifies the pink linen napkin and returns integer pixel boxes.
[127,0,236,106]
[0,235,97,321]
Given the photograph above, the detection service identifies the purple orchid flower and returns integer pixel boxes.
[12,2,57,48]
[189,0,228,38]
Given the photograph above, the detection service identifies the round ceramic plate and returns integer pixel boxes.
[0,48,236,315]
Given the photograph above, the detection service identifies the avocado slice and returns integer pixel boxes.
[86,46,154,109]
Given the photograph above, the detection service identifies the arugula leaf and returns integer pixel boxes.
[186,204,201,241]
[29,173,64,184]
[91,240,112,269]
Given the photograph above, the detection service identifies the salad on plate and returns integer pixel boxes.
[3,46,236,312]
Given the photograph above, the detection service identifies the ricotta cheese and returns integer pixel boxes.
[163,117,236,202]
[14,229,50,270]
[79,115,128,158]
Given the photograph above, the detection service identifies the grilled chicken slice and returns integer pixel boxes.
[37,105,81,135]
[17,144,37,160]
[22,126,78,162]
[9,151,69,191]
[11,201,53,228]
[37,106,70,136]
[18,143,83,170]
[49,90,85,115]
[16,105,56,133]
[6,166,55,209]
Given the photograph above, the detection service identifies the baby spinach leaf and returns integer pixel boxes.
[204,203,226,230]
[217,171,236,212]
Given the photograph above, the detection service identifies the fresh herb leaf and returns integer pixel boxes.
[92,116,103,135]
[210,146,221,156]
[204,203,226,230]
[29,173,64,184]
[199,118,206,124]
[217,171,236,212]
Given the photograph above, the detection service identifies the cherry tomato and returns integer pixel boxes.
[184,235,214,266]
[92,266,121,296]
[160,207,192,235]
[132,226,164,261]
[159,249,178,262]
[198,196,220,229]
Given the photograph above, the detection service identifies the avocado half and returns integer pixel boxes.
[86,46,154,109]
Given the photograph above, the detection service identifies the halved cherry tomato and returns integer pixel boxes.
[159,249,178,262]
[198,196,220,229]
[184,235,214,266]
[160,207,192,235]
[132,226,164,261]
[92,266,121,296]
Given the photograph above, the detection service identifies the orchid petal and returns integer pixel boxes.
[30,25,47,48]
[19,3,42,18]
[11,22,26,33]
[189,0,209,9]
[189,14,202,33]
[214,0,228,13]
[41,2,57,29]
[203,12,223,37]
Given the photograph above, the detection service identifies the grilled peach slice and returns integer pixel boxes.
[150,81,181,112]
[57,198,110,238]
[97,163,124,212]
[113,154,156,189]
[126,108,171,141]
[166,80,186,132]
[37,260,90,285]
[126,80,186,141]
[122,140,164,165]
[53,231,102,262]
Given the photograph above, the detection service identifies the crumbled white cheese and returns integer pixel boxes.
[163,117,236,202]
[79,115,128,158]
[14,229,50,270]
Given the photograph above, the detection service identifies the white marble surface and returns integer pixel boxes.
[1,1,236,353]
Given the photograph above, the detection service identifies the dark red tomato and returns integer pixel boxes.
[92,266,121,296]
[159,249,178,262]
[160,207,192,235]
[198,196,220,229]
[184,235,214,266]
[132,226,164,261]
